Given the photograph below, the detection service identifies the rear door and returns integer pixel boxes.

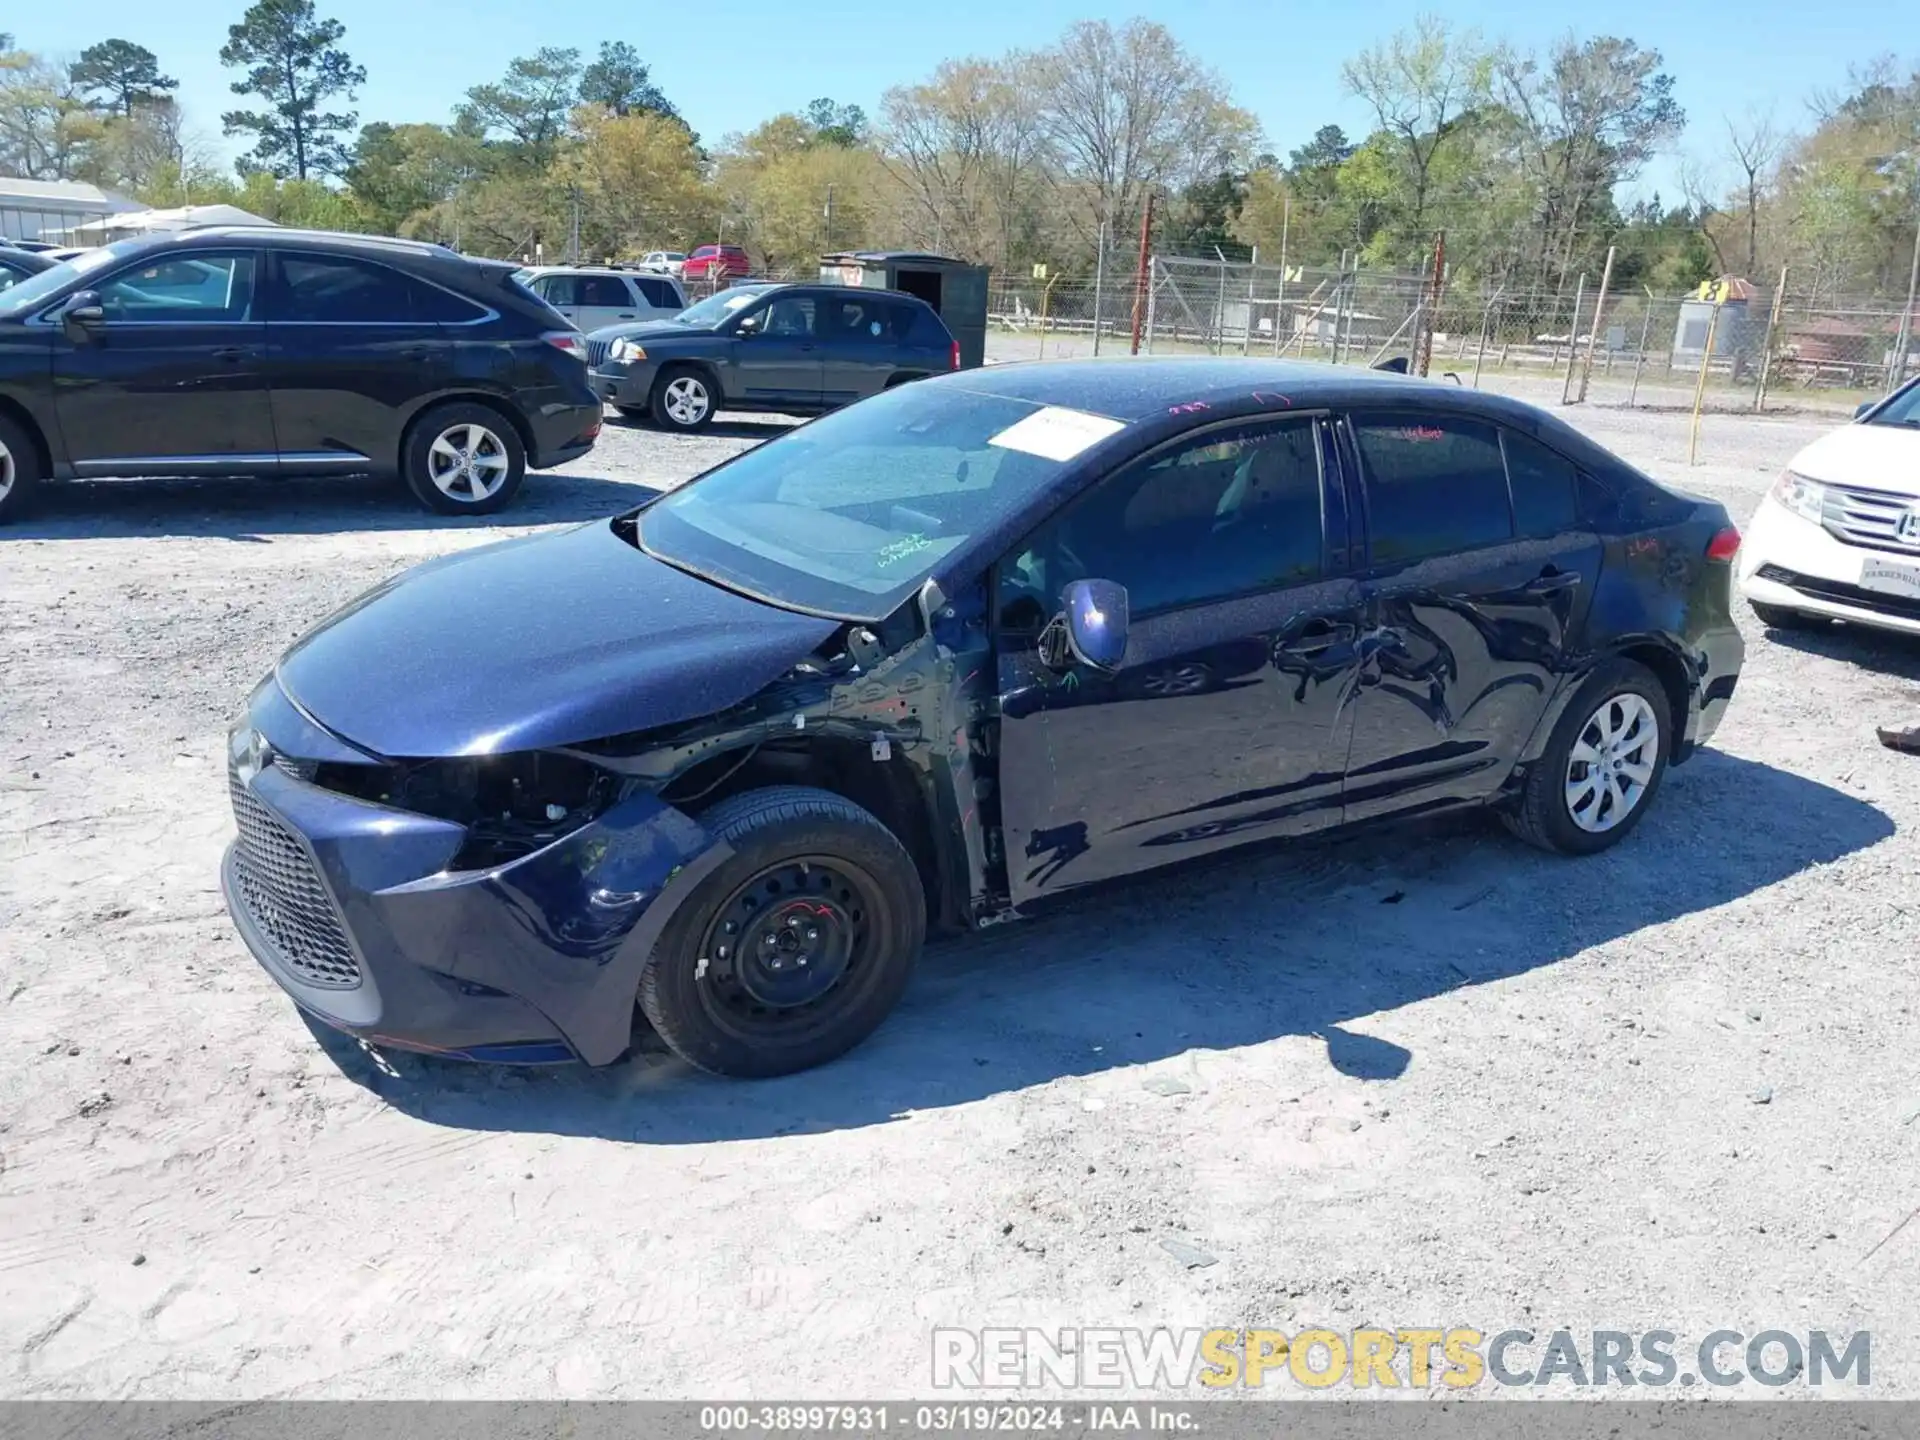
[261,249,462,469]
[816,293,902,404]
[633,273,685,317]
[571,273,643,330]
[995,414,1366,904]
[1337,410,1602,823]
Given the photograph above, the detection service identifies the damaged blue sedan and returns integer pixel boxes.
[222,358,1745,1077]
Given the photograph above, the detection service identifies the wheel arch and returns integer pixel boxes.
[400,392,535,474]
[653,358,726,407]
[0,394,54,479]
[1516,636,1696,774]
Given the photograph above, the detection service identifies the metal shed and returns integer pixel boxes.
[819,251,990,369]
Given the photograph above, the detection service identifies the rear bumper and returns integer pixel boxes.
[1739,497,1920,636]
[219,683,730,1066]
[526,398,602,470]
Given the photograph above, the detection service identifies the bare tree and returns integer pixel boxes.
[1341,15,1493,241]
[1726,110,1784,274]
[1032,19,1257,252]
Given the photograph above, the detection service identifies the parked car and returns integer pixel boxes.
[587,281,960,429]
[221,358,1745,1077]
[517,264,686,333]
[6,239,64,253]
[0,227,601,521]
[682,243,750,281]
[1738,377,1920,635]
[640,251,687,277]
[0,245,55,293]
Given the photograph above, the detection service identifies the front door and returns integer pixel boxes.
[735,293,823,408]
[995,415,1366,905]
[52,249,277,470]
[1337,411,1603,822]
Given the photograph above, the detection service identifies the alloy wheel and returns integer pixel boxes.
[1564,692,1660,834]
[663,376,711,427]
[426,423,509,502]
[1140,663,1212,698]
[0,435,14,502]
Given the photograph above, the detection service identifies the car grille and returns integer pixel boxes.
[587,337,612,367]
[1821,484,1920,556]
[228,774,362,990]
[1755,564,1920,622]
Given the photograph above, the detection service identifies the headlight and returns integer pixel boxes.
[609,339,647,362]
[1772,470,1825,524]
[229,722,270,786]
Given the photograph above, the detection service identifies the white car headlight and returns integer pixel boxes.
[609,338,647,363]
[1772,470,1825,524]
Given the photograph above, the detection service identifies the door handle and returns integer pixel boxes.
[1523,568,1582,595]
[617,313,636,319]
[211,346,252,362]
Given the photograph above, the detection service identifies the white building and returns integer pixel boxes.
[0,176,140,243]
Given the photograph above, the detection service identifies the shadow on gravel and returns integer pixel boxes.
[320,748,1892,1142]
[605,413,802,442]
[0,471,663,541]
[1763,619,1920,684]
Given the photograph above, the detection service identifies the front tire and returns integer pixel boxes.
[1504,659,1672,855]
[402,402,526,515]
[0,413,41,523]
[638,786,925,1078]
[652,365,717,433]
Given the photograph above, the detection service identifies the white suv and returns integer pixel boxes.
[519,266,687,332]
[640,251,687,277]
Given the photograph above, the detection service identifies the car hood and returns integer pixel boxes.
[1789,422,1920,495]
[587,318,715,343]
[276,520,839,759]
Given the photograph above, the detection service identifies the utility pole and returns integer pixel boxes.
[824,185,835,254]
[1129,192,1155,356]
[1092,220,1108,356]
[1894,218,1920,390]
[1414,231,1445,377]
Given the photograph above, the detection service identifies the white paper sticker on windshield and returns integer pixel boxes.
[988,406,1126,462]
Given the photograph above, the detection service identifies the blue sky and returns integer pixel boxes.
[12,0,1903,201]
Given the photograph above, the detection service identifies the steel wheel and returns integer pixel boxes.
[426,423,510,502]
[662,375,711,427]
[0,435,14,504]
[1564,692,1660,833]
[694,855,884,1045]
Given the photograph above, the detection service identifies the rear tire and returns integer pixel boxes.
[0,413,40,524]
[1749,599,1821,630]
[638,786,924,1078]
[402,402,526,515]
[1503,658,1671,856]
[651,365,717,433]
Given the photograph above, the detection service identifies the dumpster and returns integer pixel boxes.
[819,251,989,370]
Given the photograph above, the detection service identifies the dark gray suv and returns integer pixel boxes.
[586,282,960,432]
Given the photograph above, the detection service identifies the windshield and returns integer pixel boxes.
[638,382,1126,619]
[0,243,120,317]
[1867,379,1920,428]
[674,284,773,327]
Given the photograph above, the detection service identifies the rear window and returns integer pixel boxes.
[1351,414,1515,564]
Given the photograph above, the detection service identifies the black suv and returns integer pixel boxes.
[0,227,603,521]
[587,282,959,432]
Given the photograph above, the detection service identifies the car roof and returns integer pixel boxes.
[955,357,1560,424]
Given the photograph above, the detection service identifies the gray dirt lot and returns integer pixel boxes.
[2,358,1918,1400]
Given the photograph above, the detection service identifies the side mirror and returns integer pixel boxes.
[61,291,103,339]
[734,313,760,336]
[1855,400,1877,420]
[1040,578,1129,674]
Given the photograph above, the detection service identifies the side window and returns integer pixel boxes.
[824,296,887,343]
[636,276,678,308]
[1001,420,1325,627]
[532,275,577,305]
[1351,414,1513,564]
[0,266,21,293]
[1501,430,1580,538]
[277,254,424,323]
[412,281,488,323]
[760,295,816,337]
[96,253,255,322]
[575,274,632,308]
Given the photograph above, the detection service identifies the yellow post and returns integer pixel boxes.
[1038,273,1060,356]
[1688,302,1722,466]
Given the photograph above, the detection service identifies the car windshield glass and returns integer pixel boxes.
[0,242,121,317]
[674,285,772,326]
[637,382,1123,619]
[1868,381,1920,428]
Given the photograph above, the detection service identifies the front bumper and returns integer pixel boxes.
[219,681,727,1065]
[1738,497,1920,637]
[591,362,657,409]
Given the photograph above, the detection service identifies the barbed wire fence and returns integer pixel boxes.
[983,245,1919,424]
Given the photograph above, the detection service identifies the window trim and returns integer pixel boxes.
[1339,408,1535,572]
[1497,425,1585,540]
[990,408,1340,635]
[265,248,497,327]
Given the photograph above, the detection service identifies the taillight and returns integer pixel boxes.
[950,341,961,371]
[541,331,587,361]
[1705,526,1741,562]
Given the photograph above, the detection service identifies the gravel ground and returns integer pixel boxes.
[3,357,1918,1401]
